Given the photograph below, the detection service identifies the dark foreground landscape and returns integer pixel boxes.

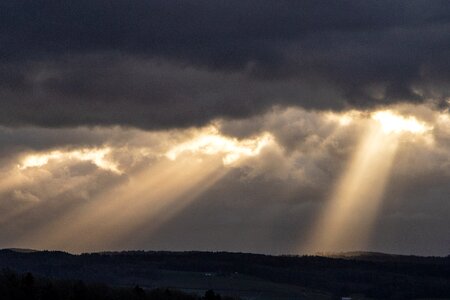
[0,249,448,300]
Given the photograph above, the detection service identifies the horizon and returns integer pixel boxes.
[2,247,449,258]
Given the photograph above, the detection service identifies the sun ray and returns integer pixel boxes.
[306,127,398,252]
[13,128,272,252]
[305,110,432,253]
[13,157,221,251]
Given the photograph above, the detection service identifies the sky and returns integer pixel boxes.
[0,0,449,255]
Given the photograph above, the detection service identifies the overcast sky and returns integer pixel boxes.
[0,0,449,255]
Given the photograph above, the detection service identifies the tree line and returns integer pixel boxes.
[0,269,238,300]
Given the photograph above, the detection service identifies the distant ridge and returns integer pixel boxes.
[318,251,411,258]
[4,248,39,253]
[316,251,450,263]
[318,250,393,256]
[1,248,448,258]
[0,248,448,299]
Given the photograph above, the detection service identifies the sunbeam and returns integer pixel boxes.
[12,129,272,252]
[13,157,225,252]
[305,110,432,253]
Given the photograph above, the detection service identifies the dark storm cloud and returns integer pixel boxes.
[1,0,450,128]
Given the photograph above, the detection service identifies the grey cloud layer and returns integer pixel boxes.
[1,0,450,128]
[0,107,448,255]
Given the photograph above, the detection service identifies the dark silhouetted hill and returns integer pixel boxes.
[0,249,448,299]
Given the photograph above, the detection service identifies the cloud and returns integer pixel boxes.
[0,1,449,129]
[0,2,449,255]
[0,105,447,255]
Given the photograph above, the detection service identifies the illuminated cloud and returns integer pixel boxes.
[371,111,432,134]
[165,127,274,165]
[0,105,448,255]
[18,148,121,174]
[7,126,273,251]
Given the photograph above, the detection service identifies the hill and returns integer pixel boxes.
[0,249,448,299]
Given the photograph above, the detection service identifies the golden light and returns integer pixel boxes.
[165,127,274,165]
[18,157,227,252]
[371,110,431,134]
[18,148,121,173]
[13,127,273,252]
[6,109,439,253]
[306,109,433,253]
